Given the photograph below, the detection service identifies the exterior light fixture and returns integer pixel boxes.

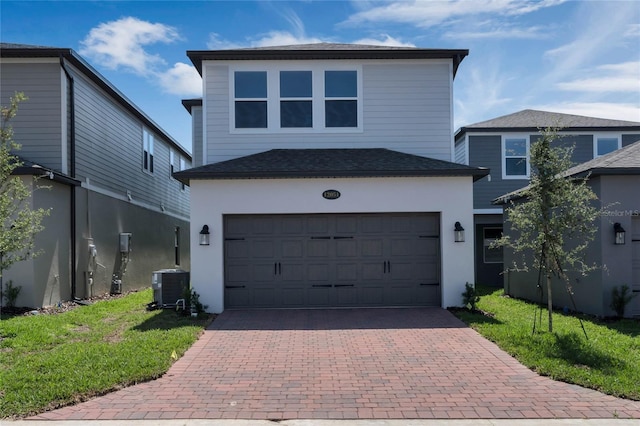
[454,221,465,243]
[199,225,210,246]
[614,222,625,245]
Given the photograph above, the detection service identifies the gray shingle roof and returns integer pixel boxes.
[174,148,488,184]
[456,109,640,138]
[493,140,640,204]
[187,43,468,77]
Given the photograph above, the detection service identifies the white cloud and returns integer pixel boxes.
[251,31,324,47]
[81,17,201,98]
[343,0,566,28]
[80,17,179,75]
[352,35,415,47]
[533,102,640,123]
[444,25,548,40]
[207,33,245,50]
[556,61,640,93]
[157,62,202,97]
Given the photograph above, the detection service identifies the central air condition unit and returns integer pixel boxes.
[151,269,189,308]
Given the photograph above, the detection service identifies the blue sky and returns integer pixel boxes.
[2,0,639,154]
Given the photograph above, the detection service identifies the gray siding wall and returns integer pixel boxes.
[454,137,466,164]
[191,105,203,167]
[70,63,190,219]
[0,61,64,171]
[471,133,600,210]
[75,189,191,299]
[203,60,454,164]
[622,134,640,147]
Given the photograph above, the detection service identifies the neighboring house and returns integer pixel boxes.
[0,43,192,308]
[175,43,488,313]
[454,109,640,287]
[494,140,640,318]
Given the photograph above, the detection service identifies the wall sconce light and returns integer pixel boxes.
[614,222,625,245]
[454,221,465,243]
[199,225,210,246]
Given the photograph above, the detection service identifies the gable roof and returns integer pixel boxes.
[493,140,640,204]
[455,109,640,139]
[1,42,191,159]
[187,42,469,77]
[173,148,488,185]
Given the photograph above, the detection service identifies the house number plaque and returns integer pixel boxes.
[322,190,341,200]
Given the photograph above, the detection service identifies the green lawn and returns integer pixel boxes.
[0,289,211,418]
[452,285,640,401]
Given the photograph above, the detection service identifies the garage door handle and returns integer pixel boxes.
[333,236,354,239]
[311,236,331,239]
[274,262,282,275]
[312,284,333,288]
[225,285,246,289]
[335,284,354,287]
[387,261,391,273]
[420,283,439,286]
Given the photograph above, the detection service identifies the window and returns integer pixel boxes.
[231,66,361,132]
[179,157,186,191]
[143,129,154,173]
[234,71,267,128]
[174,226,180,266]
[169,150,175,176]
[280,71,312,128]
[595,136,620,157]
[325,71,357,128]
[483,228,503,264]
[503,136,528,178]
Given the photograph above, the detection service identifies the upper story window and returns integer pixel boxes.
[231,65,361,133]
[325,71,357,128]
[143,128,154,174]
[179,157,186,191]
[502,136,529,179]
[234,71,267,129]
[595,135,620,157]
[280,71,312,128]
[170,150,176,176]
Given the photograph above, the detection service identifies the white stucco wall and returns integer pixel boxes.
[189,176,475,313]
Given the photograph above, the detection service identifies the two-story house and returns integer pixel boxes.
[0,43,192,309]
[454,109,640,288]
[494,140,640,318]
[175,43,488,313]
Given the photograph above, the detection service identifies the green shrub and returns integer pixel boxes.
[610,284,635,318]
[461,282,480,311]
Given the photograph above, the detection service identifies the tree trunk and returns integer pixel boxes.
[546,257,553,333]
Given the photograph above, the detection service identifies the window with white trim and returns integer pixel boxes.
[179,157,186,191]
[169,150,176,177]
[231,66,361,132]
[143,128,154,174]
[502,136,529,179]
[595,135,620,157]
[234,71,267,129]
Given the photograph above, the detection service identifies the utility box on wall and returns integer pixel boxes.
[151,269,189,307]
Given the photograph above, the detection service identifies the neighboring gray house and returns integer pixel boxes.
[176,43,488,313]
[494,140,640,318]
[0,43,192,308]
[454,109,640,287]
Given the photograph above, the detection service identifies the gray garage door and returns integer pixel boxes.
[224,213,440,308]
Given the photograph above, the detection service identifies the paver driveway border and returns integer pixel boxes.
[32,308,640,421]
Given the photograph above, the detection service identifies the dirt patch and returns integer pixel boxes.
[1,291,137,318]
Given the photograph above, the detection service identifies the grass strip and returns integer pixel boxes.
[452,285,640,401]
[0,289,210,418]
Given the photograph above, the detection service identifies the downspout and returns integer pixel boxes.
[60,56,77,301]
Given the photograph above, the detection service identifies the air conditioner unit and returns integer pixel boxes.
[151,269,189,308]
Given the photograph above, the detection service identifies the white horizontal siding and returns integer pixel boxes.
[203,59,453,164]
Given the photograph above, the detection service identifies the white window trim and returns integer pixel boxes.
[593,133,621,158]
[169,149,176,179]
[229,63,363,134]
[501,134,530,180]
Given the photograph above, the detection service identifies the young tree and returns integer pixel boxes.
[497,128,599,332]
[0,93,50,292]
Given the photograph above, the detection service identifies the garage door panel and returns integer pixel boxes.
[224,213,441,308]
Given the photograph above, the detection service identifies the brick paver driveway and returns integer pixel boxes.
[34,308,640,421]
